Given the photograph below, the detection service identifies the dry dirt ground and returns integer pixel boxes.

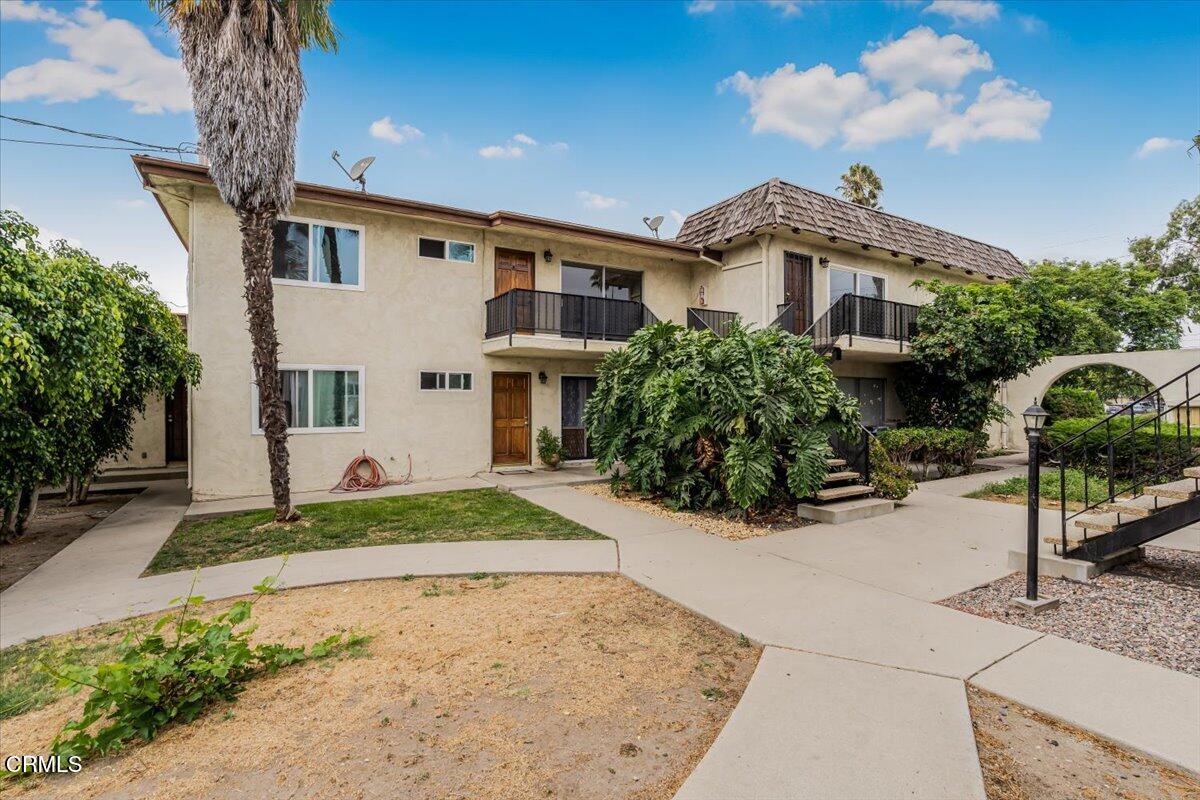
[1,574,760,800]
[575,483,813,540]
[969,687,1200,800]
[0,493,139,592]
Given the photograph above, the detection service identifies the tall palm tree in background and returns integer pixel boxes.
[150,0,337,521]
[838,162,883,210]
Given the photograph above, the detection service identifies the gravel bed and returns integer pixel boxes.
[939,546,1200,676]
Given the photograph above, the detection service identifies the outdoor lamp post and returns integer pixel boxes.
[1013,401,1059,612]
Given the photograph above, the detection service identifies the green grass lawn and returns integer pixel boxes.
[145,488,605,575]
[964,468,1118,510]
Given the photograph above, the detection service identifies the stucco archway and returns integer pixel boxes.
[994,350,1200,449]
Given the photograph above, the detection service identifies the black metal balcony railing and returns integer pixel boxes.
[805,293,921,353]
[484,288,659,347]
[686,307,737,336]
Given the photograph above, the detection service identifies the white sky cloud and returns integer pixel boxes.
[841,89,953,148]
[550,141,570,152]
[765,0,807,17]
[928,77,1051,153]
[369,116,424,144]
[687,0,717,13]
[669,209,686,225]
[0,5,190,114]
[922,0,1000,25]
[478,144,523,159]
[512,133,538,145]
[719,63,879,147]
[115,198,148,209]
[479,133,567,158]
[577,190,625,210]
[860,27,992,92]
[1134,137,1187,159]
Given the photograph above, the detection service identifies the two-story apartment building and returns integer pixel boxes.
[133,157,1025,500]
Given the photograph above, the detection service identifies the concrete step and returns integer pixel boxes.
[1101,494,1183,519]
[1073,513,1124,534]
[1145,478,1199,500]
[814,484,875,502]
[826,458,847,468]
[824,470,860,484]
[798,496,894,524]
[1184,466,1200,479]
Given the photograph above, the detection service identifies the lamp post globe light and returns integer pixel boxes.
[1013,401,1059,613]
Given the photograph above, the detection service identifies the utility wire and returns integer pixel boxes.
[0,114,198,155]
[1,137,159,151]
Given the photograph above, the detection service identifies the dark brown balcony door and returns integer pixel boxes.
[495,248,535,333]
[492,372,531,465]
[783,252,813,334]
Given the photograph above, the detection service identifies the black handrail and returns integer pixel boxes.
[829,424,872,486]
[771,302,798,334]
[804,293,921,353]
[687,307,738,335]
[484,288,658,346]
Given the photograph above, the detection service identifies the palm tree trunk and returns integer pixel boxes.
[240,207,299,522]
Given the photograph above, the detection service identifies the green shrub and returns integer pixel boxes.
[536,426,563,468]
[1042,385,1103,421]
[875,427,987,479]
[1041,416,1200,478]
[867,438,916,501]
[45,571,368,762]
[585,321,859,511]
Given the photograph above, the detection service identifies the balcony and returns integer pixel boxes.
[803,293,921,360]
[483,288,659,358]
[686,307,738,335]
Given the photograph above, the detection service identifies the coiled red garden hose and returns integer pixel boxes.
[331,451,412,492]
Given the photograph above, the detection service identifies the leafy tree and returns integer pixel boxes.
[896,278,1076,431]
[1052,365,1151,403]
[1127,196,1199,321]
[0,211,199,539]
[1041,385,1103,421]
[585,321,859,512]
[838,163,883,209]
[149,0,338,522]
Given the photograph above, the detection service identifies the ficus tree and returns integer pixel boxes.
[149,0,338,522]
[0,211,200,539]
[584,321,860,513]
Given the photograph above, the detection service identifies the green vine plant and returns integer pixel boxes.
[43,562,369,763]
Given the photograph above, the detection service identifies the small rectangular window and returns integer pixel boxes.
[419,238,445,259]
[420,371,473,391]
[447,241,475,262]
[272,218,361,287]
[419,237,474,262]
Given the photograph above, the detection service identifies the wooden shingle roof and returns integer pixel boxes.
[675,178,1026,279]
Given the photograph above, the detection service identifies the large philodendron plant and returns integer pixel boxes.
[150,0,338,521]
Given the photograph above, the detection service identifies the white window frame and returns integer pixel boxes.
[250,364,365,434]
[419,370,475,392]
[271,215,366,292]
[417,236,476,263]
[827,265,888,306]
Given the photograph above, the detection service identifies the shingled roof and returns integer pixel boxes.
[674,178,1026,280]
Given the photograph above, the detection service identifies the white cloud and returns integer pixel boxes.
[669,209,686,225]
[765,0,808,17]
[687,0,718,14]
[512,132,538,146]
[0,0,65,23]
[478,143,524,159]
[369,116,424,144]
[719,63,880,147]
[928,77,1051,153]
[0,6,190,114]
[1134,137,1187,159]
[860,27,992,92]
[1015,13,1047,34]
[922,0,1000,25]
[577,190,625,211]
[116,198,148,209]
[841,89,954,148]
[550,141,570,152]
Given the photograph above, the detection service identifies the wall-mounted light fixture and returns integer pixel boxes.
[697,285,707,307]
[543,250,553,263]
[538,371,548,384]
[818,257,831,268]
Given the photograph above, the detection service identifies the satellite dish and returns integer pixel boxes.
[643,215,665,238]
[331,150,376,192]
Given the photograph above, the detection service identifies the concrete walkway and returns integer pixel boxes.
[2,474,1197,795]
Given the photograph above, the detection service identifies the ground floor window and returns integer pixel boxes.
[253,366,362,433]
[837,376,885,428]
[561,376,597,459]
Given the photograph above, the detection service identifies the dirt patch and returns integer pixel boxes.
[1,574,760,799]
[575,483,813,540]
[941,547,1200,676]
[1,493,139,591]
[969,686,1200,800]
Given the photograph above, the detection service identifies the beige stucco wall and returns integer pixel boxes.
[101,394,167,471]
[186,188,697,499]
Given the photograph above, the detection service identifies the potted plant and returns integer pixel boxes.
[537,427,564,470]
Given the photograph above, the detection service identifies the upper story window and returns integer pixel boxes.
[418,237,476,263]
[253,366,363,433]
[272,218,363,289]
[419,371,473,391]
[829,267,885,305]
[561,262,643,302]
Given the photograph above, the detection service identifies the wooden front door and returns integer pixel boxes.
[783,251,814,334]
[492,372,531,465]
[494,248,536,332]
[164,377,188,462]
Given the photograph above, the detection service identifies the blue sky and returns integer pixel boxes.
[1,0,1197,311]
